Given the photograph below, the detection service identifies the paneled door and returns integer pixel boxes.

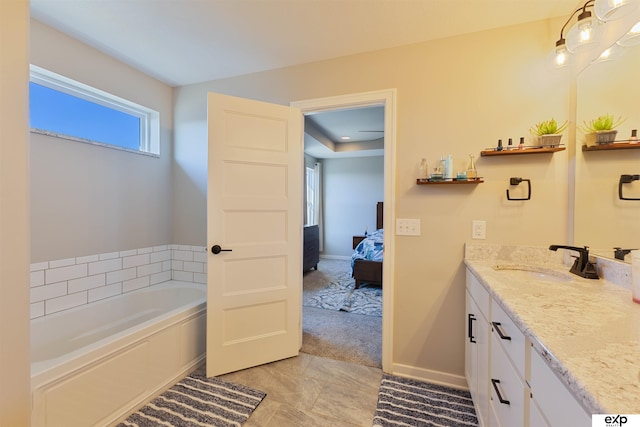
[206,93,302,376]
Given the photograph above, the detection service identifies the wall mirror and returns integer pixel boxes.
[575,41,640,262]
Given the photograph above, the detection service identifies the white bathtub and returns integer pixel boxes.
[31,281,207,427]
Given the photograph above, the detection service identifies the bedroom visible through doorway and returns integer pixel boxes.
[303,106,384,367]
[291,89,397,372]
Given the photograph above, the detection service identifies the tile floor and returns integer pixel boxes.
[217,352,383,426]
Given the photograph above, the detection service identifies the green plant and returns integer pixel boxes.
[581,114,625,132]
[530,118,569,136]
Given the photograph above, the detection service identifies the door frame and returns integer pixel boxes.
[291,89,396,372]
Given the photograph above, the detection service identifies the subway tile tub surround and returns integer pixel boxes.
[30,245,207,319]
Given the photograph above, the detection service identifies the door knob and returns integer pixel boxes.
[211,245,232,254]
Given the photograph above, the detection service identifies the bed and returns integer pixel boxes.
[351,202,383,289]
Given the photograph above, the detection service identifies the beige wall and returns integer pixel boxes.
[0,0,30,424]
[173,19,571,381]
[29,20,174,263]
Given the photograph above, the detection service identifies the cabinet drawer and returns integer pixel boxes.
[490,333,527,427]
[466,270,490,319]
[530,348,592,427]
[491,300,526,379]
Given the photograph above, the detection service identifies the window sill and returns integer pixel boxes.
[31,128,160,158]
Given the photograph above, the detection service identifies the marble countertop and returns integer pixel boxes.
[464,244,640,415]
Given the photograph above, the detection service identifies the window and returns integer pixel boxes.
[29,65,160,156]
[305,166,316,225]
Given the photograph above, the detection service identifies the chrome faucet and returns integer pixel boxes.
[548,245,599,279]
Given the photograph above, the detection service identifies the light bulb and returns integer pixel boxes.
[553,39,570,67]
[579,21,594,42]
[555,51,568,66]
[566,11,602,52]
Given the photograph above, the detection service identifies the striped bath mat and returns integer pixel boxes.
[373,374,478,427]
[118,372,266,427]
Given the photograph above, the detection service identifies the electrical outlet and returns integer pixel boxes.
[472,220,486,239]
[396,218,421,236]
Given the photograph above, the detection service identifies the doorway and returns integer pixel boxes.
[291,89,396,372]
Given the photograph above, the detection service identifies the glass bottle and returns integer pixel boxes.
[466,154,478,179]
[419,158,428,179]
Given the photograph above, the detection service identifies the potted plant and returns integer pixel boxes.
[530,118,569,147]
[581,114,625,146]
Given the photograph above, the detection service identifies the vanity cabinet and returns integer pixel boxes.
[465,268,591,427]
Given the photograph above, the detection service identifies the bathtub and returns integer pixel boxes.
[31,281,207,427]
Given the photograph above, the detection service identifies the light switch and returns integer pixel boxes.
[396,218,421,236]
[472,220,486,239]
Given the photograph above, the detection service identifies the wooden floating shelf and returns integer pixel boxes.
[582,142,640,151]
[480,147,566,156]
[416,178,484,185]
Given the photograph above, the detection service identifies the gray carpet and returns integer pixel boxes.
[303,259,382,316]
[117,372,266,427]
[302,259,382,368]
[373,374,478,427]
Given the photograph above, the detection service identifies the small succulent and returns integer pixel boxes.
[530,118,569,136]
[581,114,625,132]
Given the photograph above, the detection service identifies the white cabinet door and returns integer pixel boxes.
[466,278,491,427]
[530,347,592,427]
[465,291,478,393]
[530,398,551,427]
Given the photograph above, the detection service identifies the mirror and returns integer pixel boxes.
[575,42,640,262]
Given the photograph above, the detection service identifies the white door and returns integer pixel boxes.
[206,92,302,377]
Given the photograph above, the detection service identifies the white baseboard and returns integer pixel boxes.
[389,362,470,391]
[319,254,351,261]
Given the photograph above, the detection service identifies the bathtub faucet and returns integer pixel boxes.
[548,245,599,279]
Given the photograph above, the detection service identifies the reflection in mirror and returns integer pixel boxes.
[575,42,640,262]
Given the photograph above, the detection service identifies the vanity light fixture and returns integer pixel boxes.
[566,1,601,53]
[553,1,596,66]
[553,0,640,66]
[595,0,640,21]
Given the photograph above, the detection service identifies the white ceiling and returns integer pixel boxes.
[304,106,385,159]
[30,0,578,88]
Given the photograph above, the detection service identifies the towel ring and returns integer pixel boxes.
[618,174,640,201]
[506,177,531,201]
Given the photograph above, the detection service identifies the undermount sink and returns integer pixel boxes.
[492,264,575,283]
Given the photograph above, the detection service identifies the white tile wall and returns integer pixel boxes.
[30,244,207,319]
